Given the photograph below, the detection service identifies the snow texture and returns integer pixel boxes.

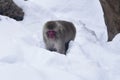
[0,0,120,80]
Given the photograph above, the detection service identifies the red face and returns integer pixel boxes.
[47,30,56,39]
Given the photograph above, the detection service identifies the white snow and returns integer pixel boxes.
[0,0,120,80]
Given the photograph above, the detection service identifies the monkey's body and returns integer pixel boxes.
[43,20,76,55]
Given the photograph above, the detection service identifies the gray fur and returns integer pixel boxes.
[43,20,76,55]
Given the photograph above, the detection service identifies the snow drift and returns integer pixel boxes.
[0,0,120,80]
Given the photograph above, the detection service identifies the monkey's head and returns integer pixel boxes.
[44,21,64,39]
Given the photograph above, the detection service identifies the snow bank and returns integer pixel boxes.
[0,0,120,80]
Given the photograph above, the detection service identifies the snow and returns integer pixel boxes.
[0,0,120,80]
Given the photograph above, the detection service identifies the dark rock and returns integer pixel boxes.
[0,0,24,21]
[100,0,120,41]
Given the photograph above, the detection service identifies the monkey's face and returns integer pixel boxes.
[46,28,63,40]
[47,30,56,39]
[44,21,64,40]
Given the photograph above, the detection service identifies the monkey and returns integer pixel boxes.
[43,20,76,55]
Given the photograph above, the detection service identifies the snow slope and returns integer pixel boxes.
[0,0,120,80]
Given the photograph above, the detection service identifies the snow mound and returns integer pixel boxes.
[0,0,120,80]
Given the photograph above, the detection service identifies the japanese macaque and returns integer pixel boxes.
[43,20,76,55]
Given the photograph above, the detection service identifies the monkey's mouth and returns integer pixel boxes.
[47,30,56,38]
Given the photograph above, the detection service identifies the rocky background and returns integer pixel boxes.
[0,0,24,21]
[100,0,120,41]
